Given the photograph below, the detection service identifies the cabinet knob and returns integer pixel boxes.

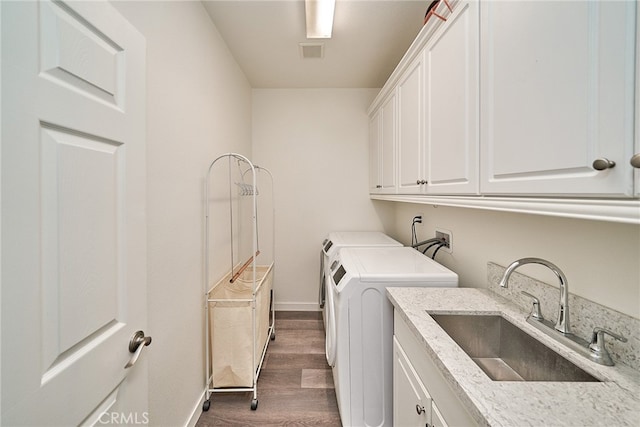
[421,180,427,185]
[416,179,427,185]
[592,158,616,171]
[416,180,421,185]
[416,404,426,415]
[631,153,640,169]
[376,185,382,188]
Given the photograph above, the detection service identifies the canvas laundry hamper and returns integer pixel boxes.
[208,264,273,387]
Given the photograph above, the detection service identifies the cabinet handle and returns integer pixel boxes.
[376,185,382,188]
[592,158,616,170]
[416,404,426,415]
[631,153,640,169]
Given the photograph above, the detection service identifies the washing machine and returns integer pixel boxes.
[319,232,402,328]
[326,246,458,427]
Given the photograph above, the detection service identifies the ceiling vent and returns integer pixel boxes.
[299,43,324,59]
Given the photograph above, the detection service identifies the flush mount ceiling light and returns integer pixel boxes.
[305,0,336,39]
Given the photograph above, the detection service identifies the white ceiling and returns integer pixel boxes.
[202,0,428,88]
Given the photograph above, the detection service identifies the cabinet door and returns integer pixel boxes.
[369,110,382,193]
[393,337,431,427]
[398,56,425,193]
[635,3,640,197]
[424,0,479,195]
[480,1,636,196]
[431,402,449,427]
[380,93,398,193]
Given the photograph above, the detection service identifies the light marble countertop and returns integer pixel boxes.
[387,287,640,427]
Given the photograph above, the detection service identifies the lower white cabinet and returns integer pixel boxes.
[394,337,448,427]
[394,311,478,427]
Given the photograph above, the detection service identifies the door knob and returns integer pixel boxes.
[592,158,616,170]
[125,330,152,369]
[631,153,640,169]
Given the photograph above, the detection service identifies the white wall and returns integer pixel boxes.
[389,202,640,319]
[112,2,252,425]
[252,89,395,309]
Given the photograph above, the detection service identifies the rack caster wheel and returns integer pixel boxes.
[251,399,258,410]
[270,332,276,340]
[202,399,211,412]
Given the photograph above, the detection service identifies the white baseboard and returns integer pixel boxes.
[184,389,206,427]
[274,302,320,311]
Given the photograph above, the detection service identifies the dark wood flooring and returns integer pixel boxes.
[196,311,342,426]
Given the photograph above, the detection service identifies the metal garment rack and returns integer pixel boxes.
[203,153,275,411]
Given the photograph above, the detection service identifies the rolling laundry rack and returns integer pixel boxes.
[202,153,275,411]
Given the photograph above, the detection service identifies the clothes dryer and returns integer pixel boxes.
[326,246,457,427]
[318,231,401,327]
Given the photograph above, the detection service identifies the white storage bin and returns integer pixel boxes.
[208,264,273,387]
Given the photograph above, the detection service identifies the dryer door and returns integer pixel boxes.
[325,273,337,367]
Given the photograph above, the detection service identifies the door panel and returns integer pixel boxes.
[425,1,479,194]
[480,0,636,196]
[1,1,147,425]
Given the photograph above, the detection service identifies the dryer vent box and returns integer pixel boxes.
[299,43,324,59]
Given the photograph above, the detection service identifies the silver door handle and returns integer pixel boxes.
[592,158,616,170]
[125,330,152,369]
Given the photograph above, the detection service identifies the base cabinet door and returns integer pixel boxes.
[431,403,448,427]
[394,337,450,427]
[394,311,478,427]
[393,337,431,426]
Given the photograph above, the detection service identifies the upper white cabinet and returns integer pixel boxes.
[369,108,382,193]
[397,55,425,193]
[370,93,397,194]
[424,0,479,194]
[635,3,640,197]
[369,0,639,222]
[480,1,637,197]
[375,0,478,196]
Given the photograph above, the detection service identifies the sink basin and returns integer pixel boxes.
[430,314,600,382]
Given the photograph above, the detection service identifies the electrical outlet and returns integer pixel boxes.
[435,228,452,253]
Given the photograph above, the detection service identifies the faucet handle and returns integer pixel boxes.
[588,327,627,366]
[521,291,544,321]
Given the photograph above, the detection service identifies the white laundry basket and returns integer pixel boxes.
[208,263,273,387]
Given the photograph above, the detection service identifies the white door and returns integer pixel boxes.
[2,1,147,425]
[392,337,431,427]
[397,56,424,194]
[480,0,636,196]
[424,0,479,195]
[380,93,397,193]
[369,111,382,193]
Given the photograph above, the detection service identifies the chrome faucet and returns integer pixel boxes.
[499,257,571,334]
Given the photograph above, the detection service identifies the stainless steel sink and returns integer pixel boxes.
[430,314,600,382]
